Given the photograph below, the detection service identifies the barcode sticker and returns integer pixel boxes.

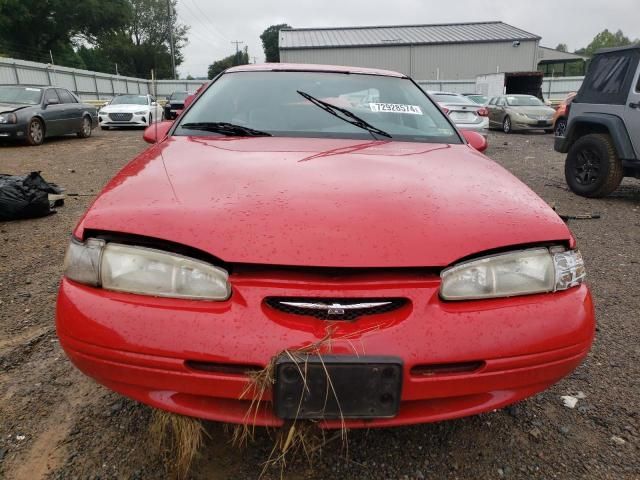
[369,103,423,115]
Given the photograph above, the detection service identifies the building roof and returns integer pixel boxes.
[279,21,541,50]
[538,46,587,63]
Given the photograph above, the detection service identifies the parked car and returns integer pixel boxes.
[430,92,489,133]
[98,94,163,129]
[462,93,489,105]
[58,63,593,429]
[164,91,189,120]
[552,92,577,137]
[183,83,208,111]
[555,44,640,198]
[0,85,97,146]
[487,94,556,133]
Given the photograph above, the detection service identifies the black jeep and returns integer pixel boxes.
[555,44,640,197]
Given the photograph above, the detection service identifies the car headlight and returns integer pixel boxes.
[63,238,231,301]
[134,111,146,115]
[0,113,17,124]
[440,247,585,301]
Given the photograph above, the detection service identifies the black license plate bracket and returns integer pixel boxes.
[273,355,402,420]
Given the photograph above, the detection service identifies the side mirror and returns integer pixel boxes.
[143,120,173,144]
[461,130,488,152]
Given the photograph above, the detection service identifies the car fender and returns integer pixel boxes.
[80,109,99,126]
[24,112,47,135]
[555,113,635,159]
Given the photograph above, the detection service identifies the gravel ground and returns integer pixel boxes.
[0,128,638,480]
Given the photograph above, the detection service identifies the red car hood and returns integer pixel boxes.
[76,136,571,268]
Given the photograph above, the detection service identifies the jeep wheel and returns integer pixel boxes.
[565,133,623,198]
[555,118,567,137]
[502,116,512,134]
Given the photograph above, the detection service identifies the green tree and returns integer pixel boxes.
[0,0,131,64]
[260,24,291,63]
[87,0,189,79]
[575,29,636,57]
[555,43,568,52]
[208,47,249,79]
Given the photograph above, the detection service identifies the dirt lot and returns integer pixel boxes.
[0,128,639,480]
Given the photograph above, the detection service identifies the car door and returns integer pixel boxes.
[624,63,640,156]
[56,88,83,132]
[493,97,507,125]
[40,89,66,136]
[487,97,500,126]
[150,96,161,121]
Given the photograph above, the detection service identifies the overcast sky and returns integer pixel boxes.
[175,0,640,78]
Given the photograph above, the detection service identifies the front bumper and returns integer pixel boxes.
[99,113,149,127]
[164,105,184,120]
[512,116,553,130]
[0,123,27,139]
[56,274,594,428]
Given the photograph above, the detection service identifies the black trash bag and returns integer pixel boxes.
[0,171,63,221]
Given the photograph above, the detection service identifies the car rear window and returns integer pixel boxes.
[433,94,475,104]
[177,71,461,144]
[576,49,640,104]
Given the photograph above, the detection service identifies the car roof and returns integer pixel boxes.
[595,43,640,55]
[226,62,406,78]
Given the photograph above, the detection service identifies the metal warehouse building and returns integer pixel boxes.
[279,21,541,80]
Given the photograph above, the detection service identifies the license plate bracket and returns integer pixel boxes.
[273,355,402,420]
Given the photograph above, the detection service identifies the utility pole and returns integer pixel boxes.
[231,40,244,64]
[167,0,177,79]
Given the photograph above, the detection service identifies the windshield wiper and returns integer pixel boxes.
[180,122,272,137]
[296,90,392,139]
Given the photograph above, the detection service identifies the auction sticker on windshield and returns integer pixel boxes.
[369,103,423,115]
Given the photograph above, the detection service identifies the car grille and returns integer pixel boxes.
[108,113,133,121]
[265,297,407,321]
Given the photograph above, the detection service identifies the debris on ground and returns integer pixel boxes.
[0,171,64,221]
[558,213,601,221]
[611,435,627,446]
[560,392,587,409]
[150,410,206,480]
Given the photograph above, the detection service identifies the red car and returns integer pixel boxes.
[57,64,594,429]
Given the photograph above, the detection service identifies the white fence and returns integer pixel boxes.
[0,57,149,100]
[0,57,206,100]
[417,76,585,101]
[1,56,584,102]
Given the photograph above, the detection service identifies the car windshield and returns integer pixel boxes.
[170,92,188,101]
[506,95,544,106]
[466,95,488,104]
[110,95,148,105]
[0,86,43,105]
[432,94,475,105]
[176,71,460,144]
